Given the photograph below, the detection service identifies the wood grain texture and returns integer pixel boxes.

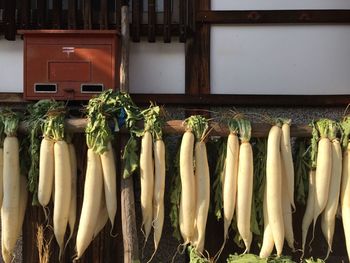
[131,0,142,42]
[68,0,77,29]
[163,0,171,42]
[196,10,350,24]
[148,0,156,42]
[52,0,62,29]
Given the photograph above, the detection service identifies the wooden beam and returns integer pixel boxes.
[67,0,77,29]
[148,0,156,42]
[131,0,142,42]
[120,4,140,263]
[83,0,92,29]
[196,10,350,24]
[3,0,16,40]
[163,0,171,43]
[100,0,108,29]
[18,118,313,137]
[19,0,31,29]
[2,93,350,107]
[37,0,47,28]
[179,0,186,42]
[52,0,62,29]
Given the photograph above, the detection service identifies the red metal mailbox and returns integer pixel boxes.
[20,30,119,100]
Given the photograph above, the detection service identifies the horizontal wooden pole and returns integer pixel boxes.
[1,93,349,107]
[18,118,312,137]
[196,10,350,24]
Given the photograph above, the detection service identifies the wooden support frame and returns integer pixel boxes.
[196,10,350,24]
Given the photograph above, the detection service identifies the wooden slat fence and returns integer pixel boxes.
[0,0,191,42]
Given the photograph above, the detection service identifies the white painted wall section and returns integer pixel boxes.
[211,25,350,95]
[0,39,23,92]
[129,41,185,93]
[212,0,350,10]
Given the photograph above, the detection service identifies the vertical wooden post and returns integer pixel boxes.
[120,2,140,263]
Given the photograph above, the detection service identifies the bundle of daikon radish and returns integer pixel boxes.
[215,117,254,261]
[139,105,166,262]
[177,115,210,255]
[0,109,28,263]
[301,119,345,260]
[37,104,76,261]
[260,119,295,258]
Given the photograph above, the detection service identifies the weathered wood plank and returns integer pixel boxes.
[68,0,77,29]
[131,0,142,42]
[37,0,47,28]
[100,0,108,29]
[83,0,92,29]
[148,0,156,42]
[19,0,31,29]
[3,0,16,40]
[179,0,186,42]
[196,10,350,24]
[52,0,62,29]
[163,0,171,42]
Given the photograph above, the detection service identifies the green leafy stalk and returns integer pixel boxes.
[237,118,252,143]
[141,104,164,140]
[184,115,209,142]
[328,120,339,142]
[85,90,115,154]
[341,116,350,149]
[294,138,310,206]
[213,138,227,221]
[188,246,210,263]
[251,138,267,243]
[315,119,330,139]
[169,146,182,241]
[310,122,319,170]
[1,109,20,137]
[43,106,66,142]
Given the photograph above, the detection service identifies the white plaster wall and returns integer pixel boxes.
[0,39,23,92]
[211,25,350,95]
[129,41,185,94]
[212,0,350,10]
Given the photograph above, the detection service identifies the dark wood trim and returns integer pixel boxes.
[3,0,16,40]
[1,93,349,107]
[196,10,350,24]
[130,94,350,107]
[19,0,31,29]
[52,0,62,29]
[83,0,92,29]
[131,0,142,42]
[115,0,121,27]
[100,0,108,29]
[163,0,171,43]
[67,0,77,29]
[185,0,211,97]
[37,0,47,28]
[179,0,187,42]
[148,0,156,42]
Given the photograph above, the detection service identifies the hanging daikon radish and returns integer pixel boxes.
[313,119,332,236]
[1,110,20,256]
[259,184,275,258]
[185,115,210,253]
[321,121,342,259]
[67,142,77,244]
[281,119,295,209]
[179,128,195,244]
[223,120,239,243]
[236,118,253,253]
[0,119,4,208]
[266,123,284,256]
[45,108,72,261]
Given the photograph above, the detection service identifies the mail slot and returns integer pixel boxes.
[20,30,119,100]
